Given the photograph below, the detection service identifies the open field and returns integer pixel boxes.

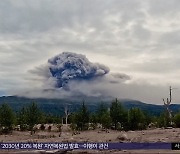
[0,125,180,153]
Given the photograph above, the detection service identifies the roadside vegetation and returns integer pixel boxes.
[0,98,179,134]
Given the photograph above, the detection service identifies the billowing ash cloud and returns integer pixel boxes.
[27,52,131,98]
[47,52,110,88]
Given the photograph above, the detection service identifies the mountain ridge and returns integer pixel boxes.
[0,96,180,116]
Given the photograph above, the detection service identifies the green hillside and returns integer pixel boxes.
[0,96,180,116]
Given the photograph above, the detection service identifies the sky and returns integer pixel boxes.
[0,0,180,104]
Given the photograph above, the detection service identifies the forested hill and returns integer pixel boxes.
[0,96,180,116]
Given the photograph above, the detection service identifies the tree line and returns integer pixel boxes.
[0,102,61,134]
[68,99,180,131]
[0,99,180,134]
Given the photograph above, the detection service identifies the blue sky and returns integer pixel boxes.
[1,0,180,104]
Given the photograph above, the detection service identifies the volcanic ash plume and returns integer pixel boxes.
[26,52,131,98]
[47,52,110,88]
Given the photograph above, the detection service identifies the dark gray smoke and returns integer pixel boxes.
[47,52,110,88]
[27,52,131,98]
